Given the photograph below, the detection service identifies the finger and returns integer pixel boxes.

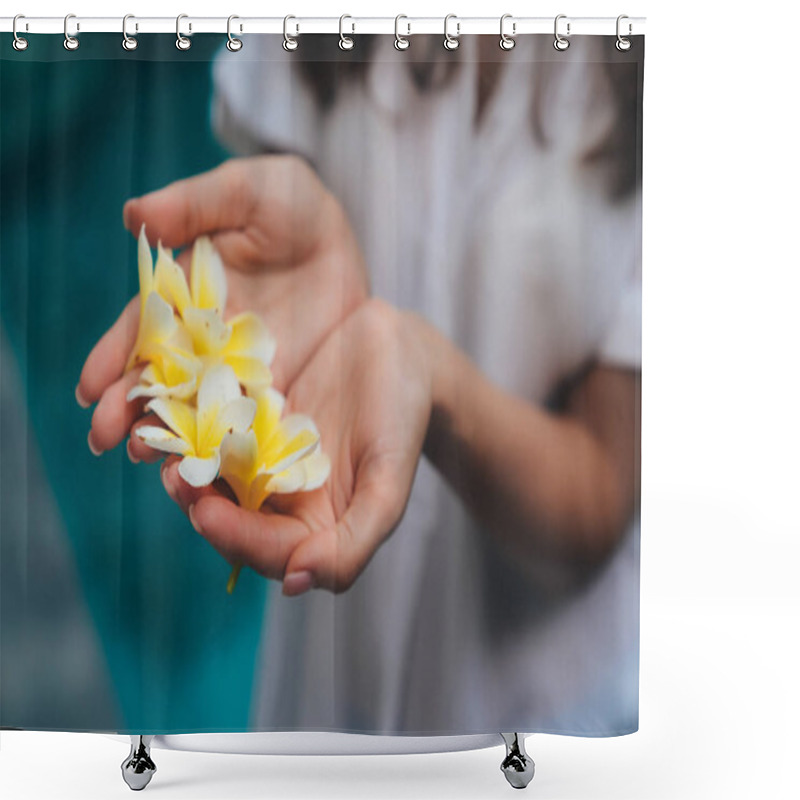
[123,159,257,249]
[77,295,140,407]
[187,494,310,582]
[88,366,146,455]
[161,458,235,514]
[281,459,408,596]
[127,414,170,464]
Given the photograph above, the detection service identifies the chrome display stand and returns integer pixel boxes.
[121,732,534,791]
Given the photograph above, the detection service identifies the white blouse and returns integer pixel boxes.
[211,33,642,736]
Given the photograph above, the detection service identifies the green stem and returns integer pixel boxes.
[227,562,242,594]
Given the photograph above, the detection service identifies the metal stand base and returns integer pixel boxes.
[500,733,535,789]
[121,735,156,791]
[118,731,534,790]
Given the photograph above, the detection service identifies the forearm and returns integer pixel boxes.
[410,312,633,574]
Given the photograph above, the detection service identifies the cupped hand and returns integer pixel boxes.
[77,155,368,458]
[159,299,434,596]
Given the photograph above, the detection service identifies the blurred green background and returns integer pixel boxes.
[1,34,268,733]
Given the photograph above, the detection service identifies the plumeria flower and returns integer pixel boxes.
[124,226,191,373]
[126,342,202,402]
[218,387,330,593]
[135,364,256,487]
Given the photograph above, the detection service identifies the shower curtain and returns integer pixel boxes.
[0,29,643,740]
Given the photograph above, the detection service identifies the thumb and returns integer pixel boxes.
[123,159,255,249]
[282,460,409,596]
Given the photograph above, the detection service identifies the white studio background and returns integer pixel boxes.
[1,1,798,799]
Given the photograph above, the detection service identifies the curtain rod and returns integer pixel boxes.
[1,16,646,37]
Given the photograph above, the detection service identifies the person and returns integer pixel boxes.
[76,33,642,735]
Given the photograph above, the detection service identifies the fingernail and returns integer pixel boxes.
[126,439,140,464]
[87,431,102,456]
[122,200,134,231]
[161,463,176,499]
[188,504,202,533]
[283,570,314,597]
[75,384,90,409]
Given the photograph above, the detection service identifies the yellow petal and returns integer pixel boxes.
[219,430,260,508]
[252,388,285,446]
[183,307,232,355]
[201,396,257,458]
[223,356,273,392]
[154,242,191,315]
[125,292,178,372]
[145,397,197,452]
[190,236,227,312]
[224,312,277,365]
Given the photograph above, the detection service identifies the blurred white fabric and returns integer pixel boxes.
[210,33,641,737]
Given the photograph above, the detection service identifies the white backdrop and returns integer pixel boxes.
[2,2,798,799]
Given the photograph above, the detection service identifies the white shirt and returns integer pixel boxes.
[211,33,642,737]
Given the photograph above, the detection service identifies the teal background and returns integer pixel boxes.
[1,34,268,733]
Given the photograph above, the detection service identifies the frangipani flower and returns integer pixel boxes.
[126,343,202,401]
[124,226,190,373]
[219,387,331,593]
[219,387,330,510]
[135,364,256,487]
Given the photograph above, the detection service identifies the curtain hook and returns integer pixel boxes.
[12,14,29,51]
[339,14,356,50]
[122,14,138,51]
[176,14,191,50]
[499,14,516,50]
[64,13,80,51]
[554,14,570,51]
[394,14,410,51]
[283,15,299,51]
[227,15,243,51]
[443,13,460,51]
[339,14,355,51]
[616,14,632,51]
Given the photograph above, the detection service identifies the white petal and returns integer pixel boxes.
[280,413,320,440]
[265,451,330,494]
[138,225,153,299]
[127,377,197,402]
[216,396,257,434]
[178,453,221,487]
[183,307,232,354]
[135,425,192,455]
[197,363,242,415]
[190,236,227,312]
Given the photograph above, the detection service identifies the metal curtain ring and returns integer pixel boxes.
[616,14,632,51]
[122,14,138,51]
[227,15,243,51]
[394,14,410,50]
[499,14,516,50]
[444,14,460,51]
[339,14,354,50]
[12,14,28,51]
[554,14,570,51]
[64,13,79,51]
[176,14,191,50]
[283,15,299,51]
